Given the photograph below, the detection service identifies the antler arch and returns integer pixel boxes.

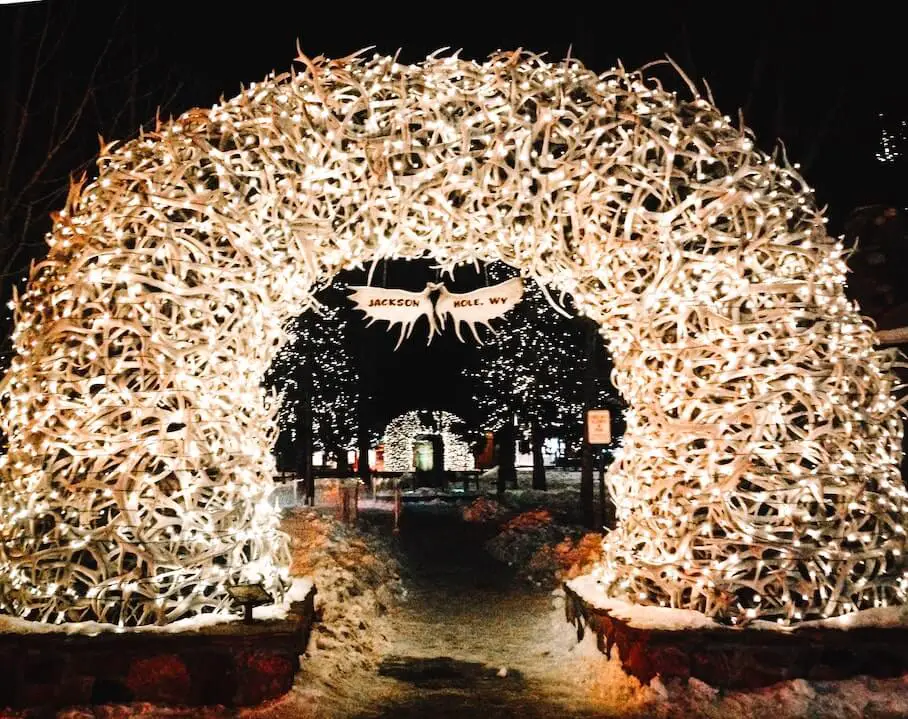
[0,50,904,626]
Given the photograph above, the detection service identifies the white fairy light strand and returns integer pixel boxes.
[0,49,904,626]
[382,411,474,472]
[876,113,907,164]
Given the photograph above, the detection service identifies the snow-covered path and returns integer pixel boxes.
[14,500,908,717]
[346,505,607,718]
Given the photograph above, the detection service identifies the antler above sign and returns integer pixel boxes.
[348,278,523,348]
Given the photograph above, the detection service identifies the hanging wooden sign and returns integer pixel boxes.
[435,277,523,342]
[348,278,523,347]
[347,284,438,349]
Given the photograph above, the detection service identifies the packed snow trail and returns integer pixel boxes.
[347,503,607,718]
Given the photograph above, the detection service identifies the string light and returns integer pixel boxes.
[0,49,903,627]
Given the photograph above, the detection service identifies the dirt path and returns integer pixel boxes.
[346,504,607,718]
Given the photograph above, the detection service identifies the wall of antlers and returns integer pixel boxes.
[0,49,905,626]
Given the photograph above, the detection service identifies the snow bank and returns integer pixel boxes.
[567,574,718,630]
[803,605,908,630]
[279,507,403,713]
[482,508,602,589]
[568,573,908,632]
[548,587,908,719]
[0,577,314,637]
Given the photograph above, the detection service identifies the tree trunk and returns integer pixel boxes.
[531,418,546,491]
[581,320,597,528]
[356,319,372,490]
[335,447,349,474]
[297,385,314,506]
[497,418,516,497]
[508,420,518,489]
[357,412,371,490]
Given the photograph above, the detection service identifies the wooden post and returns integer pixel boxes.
[335,479,344,521]
[597,449,608,529]
[581,319,596,529]
[393,483,401,534]
[333,479,358,525]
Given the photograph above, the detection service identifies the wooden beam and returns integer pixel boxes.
[876,327,908,345]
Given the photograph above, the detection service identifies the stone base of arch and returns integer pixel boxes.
[565,581,908,689]
[0,583,316,710]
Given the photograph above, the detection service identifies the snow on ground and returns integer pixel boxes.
[135,507,401,718]
[268,506,404,715]
[482,507,600,588]
[460,489,603,590]
[583,642,908,718]
[545,586,908,719]
[252,485,908,719]
[569,572,908,632]
[566,574,721,631]
[479,467,583,488]
[9,483,908,718]
[477,468,595,524]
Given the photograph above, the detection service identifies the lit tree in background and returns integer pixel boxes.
[265,286,360,495]
[842,113,908,342]
[875,114,908,168]
[467,263,619,493]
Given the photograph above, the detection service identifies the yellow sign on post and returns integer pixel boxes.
[586,409,612,445]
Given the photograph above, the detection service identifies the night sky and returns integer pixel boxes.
[3,0,907,422]
[108,1,908,215]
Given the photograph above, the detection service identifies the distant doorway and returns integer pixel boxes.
[413,434,444,487]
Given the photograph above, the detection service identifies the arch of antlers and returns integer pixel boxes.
[0,49,906,627]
